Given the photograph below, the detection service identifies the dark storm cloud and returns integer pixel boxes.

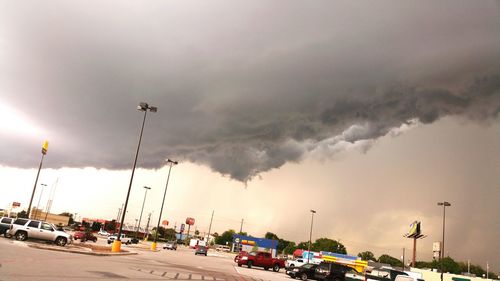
[0,0,499,181]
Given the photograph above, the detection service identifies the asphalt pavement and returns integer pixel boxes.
[0,236,291,281]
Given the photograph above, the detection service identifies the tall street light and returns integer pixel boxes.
[27,140,49,218]
[437,201,451,281]
[307,209,316,264]
[151,159,178,251]
[112,102,157,253]
[135,186,151,240]
[34,183,47,219]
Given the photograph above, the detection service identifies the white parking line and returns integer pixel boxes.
[234,266,241,274]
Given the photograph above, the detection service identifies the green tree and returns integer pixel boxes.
[91,222,102,232]
[164,228,176,240]
[105,220,117,232]
[440,257,461,274]
[17,210,28,218]
[378,254,403,267]
[312,238,347,254]
[297,241,309,250]
[358,251,376,261]
[59,212,74,225]
[265,232,279,240]
[283,241,297,255]
[215,229,236,246]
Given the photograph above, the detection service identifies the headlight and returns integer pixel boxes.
[241,256,248,260]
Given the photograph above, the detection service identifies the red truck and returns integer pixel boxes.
[236,251,286,272]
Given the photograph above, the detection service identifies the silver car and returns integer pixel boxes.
[8,218,72,246]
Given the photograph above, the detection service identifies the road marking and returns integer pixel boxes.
[162,272,168,277]
[233,266,241,274]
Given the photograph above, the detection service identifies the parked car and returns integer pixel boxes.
[7,218,72,246]
[164,241,177,250]
[234,251,248,263]
[97,230,109,236]
[314,262,362,281]
[236,251,286,272]
[287,263,319,281]
[215,245,231,252]
[107,234,132,245]
[0,217,13,237]
[195,245,208,256]
[73,231,98,242]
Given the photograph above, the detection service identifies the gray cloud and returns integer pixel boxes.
[0,1,499,181]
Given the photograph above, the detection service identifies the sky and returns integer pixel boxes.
[0,0,499,272]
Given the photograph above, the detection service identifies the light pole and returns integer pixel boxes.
[112,102,157,253]
[307,209,316,264]
[34,184,47,219]
[27,140,48,218]
[437,201,451,281]
[135,186,151,240]
[151,159,178,251]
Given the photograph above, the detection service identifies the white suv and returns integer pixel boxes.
[8,218,72,246]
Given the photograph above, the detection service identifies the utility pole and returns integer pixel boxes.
[239,218,244,234]
[207,210,214,245]
[402,248,406,270]
[144,212,152,240]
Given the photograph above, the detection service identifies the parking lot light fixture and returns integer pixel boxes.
[135,186,151,240]
[151,159,178,251]
[112,102,157,253]
[307,209,316,264]
[437,201,451,281]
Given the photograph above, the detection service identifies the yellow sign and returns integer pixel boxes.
[42,140,49,155]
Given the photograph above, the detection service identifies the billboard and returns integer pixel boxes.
[185,217,195,225]
[405,221,423,238]
[162,220,169,226]
[12,202,21,207]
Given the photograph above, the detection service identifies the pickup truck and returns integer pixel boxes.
[365,268,409,281]
[236,251,286,272]
[107,234,132,245]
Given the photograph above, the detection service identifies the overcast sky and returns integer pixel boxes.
[0,0,499,272]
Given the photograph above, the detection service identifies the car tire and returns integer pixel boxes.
[15,231,28,241]
[238,264,242,267]
[55,237,67,247]
[205,253,207,256]
[300,273,308,281]
[289,264,295,269]
[247,261,253,268]
[264,267,269,271]
[273,264,280,272]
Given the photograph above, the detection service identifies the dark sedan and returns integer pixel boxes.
[287,264,318,281]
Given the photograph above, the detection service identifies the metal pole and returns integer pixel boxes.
[412,237,417,267]
[117,109,147,241]
[207,210,214,245]
[144,212,152,240]
[27,154,44,218]
[441,205,446,281]
[403,248,406,271]
[34,184,47,220]
[135,187,150,239]
[307,210,316,264]
[154,162,175,245]
[239,218,244,233]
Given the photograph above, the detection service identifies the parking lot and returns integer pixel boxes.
[0,237,292,281]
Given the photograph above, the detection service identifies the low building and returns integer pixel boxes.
[232,234,279,257]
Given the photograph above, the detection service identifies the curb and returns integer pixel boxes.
[28,244,139,256]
